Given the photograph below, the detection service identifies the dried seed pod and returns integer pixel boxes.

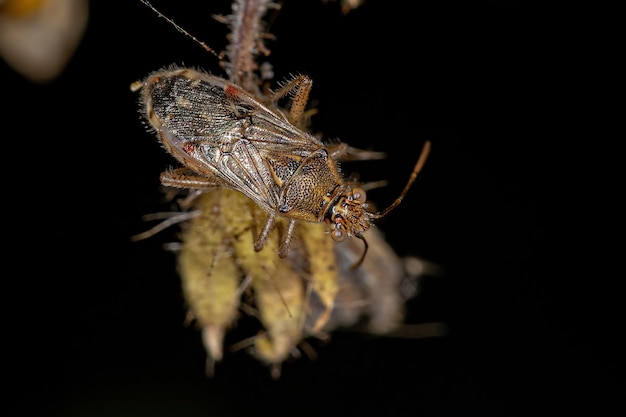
[138,186,441,377]
[176,190,242,369]
[219,188,309,369]
[298,220,339,334]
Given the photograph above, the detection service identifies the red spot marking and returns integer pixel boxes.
[225,84,239,97]
[182,143,196,154]
[151,76,160,83]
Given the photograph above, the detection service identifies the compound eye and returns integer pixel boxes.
[331,228,345,242]
[351,187,367,203]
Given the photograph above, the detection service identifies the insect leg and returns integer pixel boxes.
[324,142,387,162]
[254,214,296,258]
[160,167,230,189]
[278,218,298,258]
[264,75,313,127]
[254,211,277,253]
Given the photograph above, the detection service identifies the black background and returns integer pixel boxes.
[3,1,621,416]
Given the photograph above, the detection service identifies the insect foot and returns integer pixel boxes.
[136,65,430,267]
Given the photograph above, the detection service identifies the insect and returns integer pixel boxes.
[130,0,441,377]
[134,65,431,267]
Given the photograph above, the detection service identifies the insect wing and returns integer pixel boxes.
[143,67,326,209]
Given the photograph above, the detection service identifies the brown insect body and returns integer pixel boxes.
[132,0,438,377]
[139,65,430,261]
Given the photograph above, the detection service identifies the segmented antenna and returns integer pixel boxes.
[138,0,223,59]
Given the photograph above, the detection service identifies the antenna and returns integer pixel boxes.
[371,140,431,219]
[138,0,223,59]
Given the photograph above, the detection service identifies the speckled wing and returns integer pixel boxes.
[142,66,326,211]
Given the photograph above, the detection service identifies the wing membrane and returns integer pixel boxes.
[151,68,328,210]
